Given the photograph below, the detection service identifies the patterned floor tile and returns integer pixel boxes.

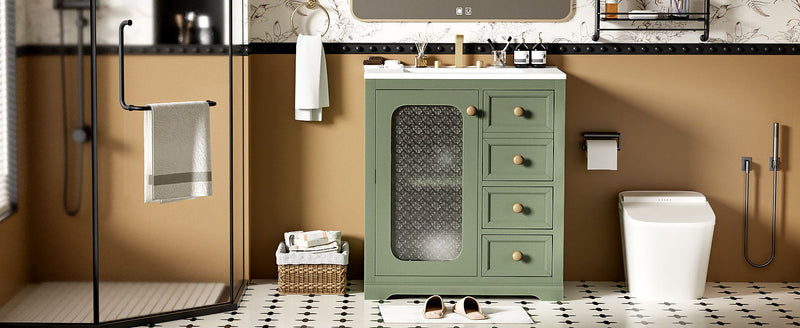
[139,280,800,328]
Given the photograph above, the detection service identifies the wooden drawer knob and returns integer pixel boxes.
[512,251,523,261]
[512,203,524,213]
[513,106,525,117]
[513,155,524,165]
[466,106,477,116]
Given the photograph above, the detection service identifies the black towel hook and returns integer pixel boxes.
[118,19,216,111]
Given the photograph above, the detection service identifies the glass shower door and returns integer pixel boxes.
[374,90,479,276]
[96,40,233,324]
[95,0,242,322]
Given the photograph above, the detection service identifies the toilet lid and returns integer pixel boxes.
[623,203,715,224]
[620,191,715,224]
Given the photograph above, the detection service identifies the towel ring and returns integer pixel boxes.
[290,0,330,37]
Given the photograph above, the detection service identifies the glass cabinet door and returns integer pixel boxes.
[374,90,478,276]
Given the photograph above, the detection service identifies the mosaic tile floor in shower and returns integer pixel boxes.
[140,280,800,328]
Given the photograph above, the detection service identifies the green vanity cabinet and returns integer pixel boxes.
[364,68,566,301]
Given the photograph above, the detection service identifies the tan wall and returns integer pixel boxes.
[249,53,800,281]
[15,55,246,285]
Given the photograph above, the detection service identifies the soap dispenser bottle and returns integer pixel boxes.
[531,32,547,68]
[513,37,530,68]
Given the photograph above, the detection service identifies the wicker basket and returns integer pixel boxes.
[275,241,349,295]
[277,264,347,295]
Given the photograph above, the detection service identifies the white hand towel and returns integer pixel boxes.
[144,101,212,204]
[295,34,329,121]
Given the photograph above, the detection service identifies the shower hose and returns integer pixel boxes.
[743,158,777,268]
[59,9,88,216]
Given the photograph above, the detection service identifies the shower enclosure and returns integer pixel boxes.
[0,0,247,327]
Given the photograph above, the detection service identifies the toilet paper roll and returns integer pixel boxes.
[586,139,618,170]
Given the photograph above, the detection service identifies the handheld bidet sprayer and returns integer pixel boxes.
[743,122,779,268]
[771,123,780,171]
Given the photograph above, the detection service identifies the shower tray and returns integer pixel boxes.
[0,282,226,323]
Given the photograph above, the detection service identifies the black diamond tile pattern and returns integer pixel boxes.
[390,105,463,261]
[139,280,800,328]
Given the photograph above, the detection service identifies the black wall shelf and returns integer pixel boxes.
[593,0,710,41]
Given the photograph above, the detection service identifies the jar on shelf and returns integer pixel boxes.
[605,0,618,19]
[669,0,690,18]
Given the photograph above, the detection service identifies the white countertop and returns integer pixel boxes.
[364,66,566,80]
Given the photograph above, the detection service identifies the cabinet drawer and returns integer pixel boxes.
[482,235,553,277]
[483,187,553,229]
[484,90,554,133]
[483,139,553,181]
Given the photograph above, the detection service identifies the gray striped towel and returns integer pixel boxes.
[144,101,212,204]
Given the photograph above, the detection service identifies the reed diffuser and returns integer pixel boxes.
[413,34,429,68]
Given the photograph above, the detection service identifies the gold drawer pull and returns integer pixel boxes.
[513,155,524,165]
[513,106,525,117]
[512,251,523,261]
[512,203,524,213]
[466,106,477,116]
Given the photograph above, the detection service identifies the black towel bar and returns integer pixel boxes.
[118,19,216,111]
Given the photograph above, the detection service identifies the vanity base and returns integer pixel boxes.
[365,282,564,301]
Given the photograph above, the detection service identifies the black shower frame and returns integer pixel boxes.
[0,0,245,326]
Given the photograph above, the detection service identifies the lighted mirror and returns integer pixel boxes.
[351,0,574,21]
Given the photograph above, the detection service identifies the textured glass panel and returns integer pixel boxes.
[391,105,462,261]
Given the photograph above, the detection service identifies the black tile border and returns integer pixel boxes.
[249,42,800,55]
[16,44,246,57]
[17,42,800,56]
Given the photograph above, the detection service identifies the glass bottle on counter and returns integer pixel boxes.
[531,33,547,68]
[513,37,530,68]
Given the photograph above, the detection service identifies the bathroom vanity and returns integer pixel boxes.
[364,67,566,300]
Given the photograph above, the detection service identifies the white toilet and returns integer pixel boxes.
[619,191,716,300]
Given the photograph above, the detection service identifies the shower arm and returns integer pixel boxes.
[118,20,217,111]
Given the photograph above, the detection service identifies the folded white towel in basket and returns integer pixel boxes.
[289,241,339,254]
[276,241,349,266]
[284,230,341,248]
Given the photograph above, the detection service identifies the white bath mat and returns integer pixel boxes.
[378,304,533,324]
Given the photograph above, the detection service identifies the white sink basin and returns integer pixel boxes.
[364,66,566,80]
[403,67,527,73]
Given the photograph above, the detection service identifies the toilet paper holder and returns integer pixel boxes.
[582,132,621,151]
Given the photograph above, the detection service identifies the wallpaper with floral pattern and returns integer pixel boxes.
[249,0,800,43]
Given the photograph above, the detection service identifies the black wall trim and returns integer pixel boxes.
[248,42,800,55]
[19,42,800,56]
[17,44,246,57]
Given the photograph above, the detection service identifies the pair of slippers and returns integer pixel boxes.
[423,295,487,320]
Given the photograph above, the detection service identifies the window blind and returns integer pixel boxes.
[0,0,17,221]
